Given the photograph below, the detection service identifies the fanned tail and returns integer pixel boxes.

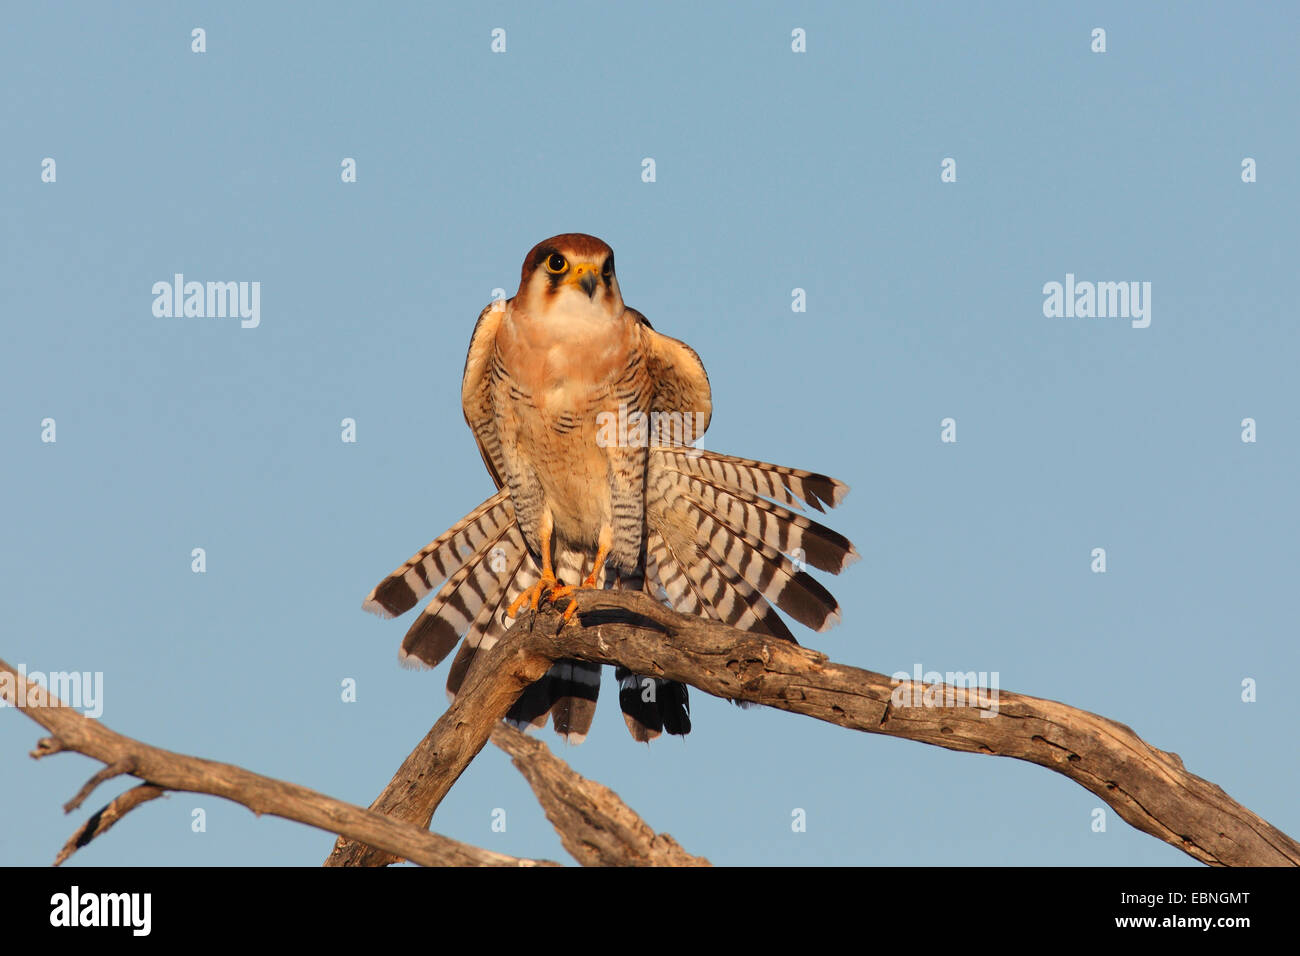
[647,452,850,633]
[364,446,856,745]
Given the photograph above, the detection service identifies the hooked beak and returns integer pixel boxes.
[562,262,603,299]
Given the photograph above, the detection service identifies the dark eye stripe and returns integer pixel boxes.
[532,247,560,272]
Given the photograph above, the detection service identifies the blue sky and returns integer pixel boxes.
[2,1,1297,866]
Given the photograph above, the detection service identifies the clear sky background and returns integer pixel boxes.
[2,2,1297,867]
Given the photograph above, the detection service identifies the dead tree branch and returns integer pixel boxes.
[0,656,556,867]
[491,723,710,866]
[326,590,1300,867]
[54,783,166,866]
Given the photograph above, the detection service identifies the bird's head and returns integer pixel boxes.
[516,233,623,319]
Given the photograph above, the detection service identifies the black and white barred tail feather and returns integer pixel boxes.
[365,448,853,743]
[645,535,708,618]
[693,540,798,643]
[674,474,859,574]
[447,540,552,731]
[447,542,546,734]
[444,536,534,697]
[645,530,783,714]
[364,490,513,619]
[693,503,842,633]
[648,463,842,633]
[436,541,604,741]
[616,667,691,742]
[542,659,603,744]
[503,680,553,733]
[657,449,848,514]
[654,512,801,640]
[534,552,604,743]
[591,561,692,743]
[396,521,524,670]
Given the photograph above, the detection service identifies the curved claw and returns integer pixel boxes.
[551,573,601,624]
[550,585,580,622]
[512,543,609,624]
[507,570,559,618]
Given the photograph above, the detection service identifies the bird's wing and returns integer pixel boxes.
[461,300,508,490]
[630,307,713,439]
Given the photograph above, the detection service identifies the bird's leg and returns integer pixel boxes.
[508,515,560,617]
[550,529,612,623]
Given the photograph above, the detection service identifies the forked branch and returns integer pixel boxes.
[491,723,710,866]
[0,657,555,867]
[325,590,1300,867]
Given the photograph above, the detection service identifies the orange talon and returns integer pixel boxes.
[510,534,611,623]
[555,546,609,624]
[509,517,562,618]
[549,584,580,622]
[508,570,558,618]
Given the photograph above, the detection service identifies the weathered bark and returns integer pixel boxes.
[54,783,166,866]
[323,626,554,866]
[491,723,710,866]
[1,657,555,867]
[326,590,1300,867]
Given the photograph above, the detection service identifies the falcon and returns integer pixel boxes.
[364,234,858,742]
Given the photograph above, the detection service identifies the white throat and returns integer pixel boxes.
[534,288,620,339]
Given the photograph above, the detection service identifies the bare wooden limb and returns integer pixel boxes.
[1,657,556,867]
[323,626,553,866]
[64,758,138,813]
[55,783,166,866]
[491,723,710,867]
[327,590,1300,867]
[32,736,64,758]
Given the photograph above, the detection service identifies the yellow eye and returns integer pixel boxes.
[546,253,567,274]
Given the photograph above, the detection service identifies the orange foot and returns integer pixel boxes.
[507,570,561,618]
[550,567,604,623]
